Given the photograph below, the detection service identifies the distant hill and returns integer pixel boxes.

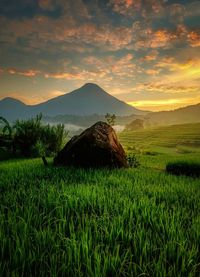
[0,98,31,121]
[146,103,200,126]
[0,83,145,121]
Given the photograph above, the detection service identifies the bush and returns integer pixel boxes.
[40,124,67,156]
[166,161,200,177]
[126,153,140,168]
[13,114,43,156]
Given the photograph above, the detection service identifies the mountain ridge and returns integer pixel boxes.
[146,103,200,125]
[1,83,199,125]
[0,83,145,121]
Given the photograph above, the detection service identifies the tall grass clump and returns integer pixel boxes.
[166,161,200,177]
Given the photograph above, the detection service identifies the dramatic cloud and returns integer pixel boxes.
[0,0,199,111]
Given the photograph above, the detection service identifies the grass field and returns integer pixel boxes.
[0,123,200,276]
[119,122,200,170]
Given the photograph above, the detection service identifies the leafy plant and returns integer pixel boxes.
[126,153,140,168]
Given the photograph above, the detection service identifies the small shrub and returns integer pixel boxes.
[166,161,200,177]
[143,150,158,156]
[126,153,140,168]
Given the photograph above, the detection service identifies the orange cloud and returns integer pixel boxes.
[1,8,199,54]
[146,69,160,75]
[132,82,199,94]
[7,68,40,77]
[83,53,136,78]
[44,68,107,81]
[142,50,158,61]
[45,72,85,80]
[125,0,133,7]
[110,0,141,16]
[1,16,133,51]
[187,31,200,47]
[3,52,136,82]
[131,23,184,50]
[150,30,175,48]
[155,56,200,72]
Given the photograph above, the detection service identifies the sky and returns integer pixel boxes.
[0,0,199,111]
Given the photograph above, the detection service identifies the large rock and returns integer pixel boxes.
[54,121,128,168]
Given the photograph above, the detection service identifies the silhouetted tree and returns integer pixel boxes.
[105,113,116,126]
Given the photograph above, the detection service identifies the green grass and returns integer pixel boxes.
[119,122,200,149]
[119,122,200,170]
[0,122,200,276]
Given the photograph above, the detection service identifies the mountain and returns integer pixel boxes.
[0,83,145,121]
[0,97,29,121]
[146,103,200,126]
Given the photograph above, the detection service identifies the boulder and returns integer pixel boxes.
[54,121,128,168]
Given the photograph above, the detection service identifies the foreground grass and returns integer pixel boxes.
[0,159,200,276]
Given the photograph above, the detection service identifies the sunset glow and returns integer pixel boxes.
[128,97,200,112]
[0,0,200,111]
